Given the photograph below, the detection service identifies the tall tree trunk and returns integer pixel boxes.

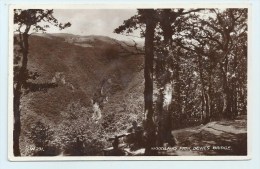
[13,87,22,156]
[161,9,173,45]
[156,9,176,146]
[13,32,29,156]
[154,40,166,147]
[204,93,210,123]
[221,67,232,119]
[222,83,232,119]
[173,49,182,126]
[196,54,210,123]
[205,70,213,123]
[232,48,238,117]
[143,9,157,155]
[200,94,205,122]
[219,48,232,119]
[221,28,232,119]
[157,88,165,146]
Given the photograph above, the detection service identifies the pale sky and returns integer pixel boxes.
[47,9,142,42]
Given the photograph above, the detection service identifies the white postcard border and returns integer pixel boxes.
[8,3,252,161]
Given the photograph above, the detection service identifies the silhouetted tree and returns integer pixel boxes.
[115,8,247,155]
[115,9,158,155]
[13,9,71,156]
[178,8,247,121]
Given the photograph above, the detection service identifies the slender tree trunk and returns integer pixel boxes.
[232,49,238,117]
[204,93,210,123]
[161,9,173,45]
[223,85,232,119]
[232,85,238,117]
[222,69,232,119]
[154,42,166,147]
[221,29,233,119]
[13,32,29,156]
[173,50,182,126]
[13,87,22,156]
[197,55,210,123]
[157,9,177,146]
[200,94,205,122]
[242,88,247,115]
[157,88,165,146]
[205,71,213,123]
[143,9,157,155]
[219,50,232,120]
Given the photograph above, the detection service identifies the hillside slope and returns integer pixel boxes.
[17,34,145,155]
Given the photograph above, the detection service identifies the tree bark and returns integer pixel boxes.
[221,65,232,119]
[160,9,182,143]
[143,9,157,155]
[157,88,165,146]
[196,55,209,123]
[13,32,29,156]
[13,86,22,156]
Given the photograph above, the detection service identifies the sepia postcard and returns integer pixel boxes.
[8,3,251,161]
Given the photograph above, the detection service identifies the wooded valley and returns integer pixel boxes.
[12,8,247,157]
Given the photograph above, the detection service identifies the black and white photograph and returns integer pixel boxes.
[9,6,249,160]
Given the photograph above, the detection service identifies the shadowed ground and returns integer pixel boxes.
[117,116,247,156]
[164,115,247,156]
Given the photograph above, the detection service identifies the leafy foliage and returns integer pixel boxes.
[18,8,247,156]
[26,121,59,156]
[14,9,71,33]
[13,9,71,156]
[115,8,247,152]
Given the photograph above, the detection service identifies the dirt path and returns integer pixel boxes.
[165,116,247,156]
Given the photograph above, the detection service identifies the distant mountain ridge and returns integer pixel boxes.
[34,33,144,49]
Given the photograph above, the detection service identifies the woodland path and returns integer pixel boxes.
[164,115,247,156]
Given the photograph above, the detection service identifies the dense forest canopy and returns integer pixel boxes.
[115,8,247,154]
